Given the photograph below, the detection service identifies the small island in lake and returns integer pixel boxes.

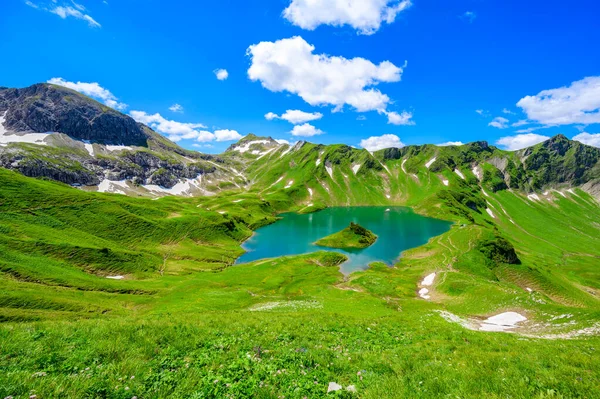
[315,222,377,249]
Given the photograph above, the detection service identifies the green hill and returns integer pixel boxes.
[315,222,377,249]
[1,85,600,398]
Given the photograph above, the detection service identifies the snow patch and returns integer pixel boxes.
[419,288,430,300]
[401,158,408,174]
[308,188,313,197]
[279,146,292,158]
[83,141,94,157]
[438,310,527,333]
[486,208,496,219]
[352,163,361,175]
[472,165,483,181]
[233,140,270,153]
[527,193,541,201]
[285,180,294,189]
[316,158,321,167]
[422,272,436,286]
[482,189,489,197]
[480,312,527,332]
[425,157,436,169]
[232,199,244,203]
[454,169,465,180]
[143,175,204,197]
[257,147,276,160]
[442,179,449,186]
[106,275,125,280]
[105,144,133,152]
[325,165,333,179]
[97,179,128,195]
[0,112,50,146]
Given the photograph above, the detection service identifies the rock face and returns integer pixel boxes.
[0,83,231,190]
[0,83,148,146]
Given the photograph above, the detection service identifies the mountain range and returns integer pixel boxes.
[1,83,599,205]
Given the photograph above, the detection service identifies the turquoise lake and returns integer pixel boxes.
[237,207,453,273]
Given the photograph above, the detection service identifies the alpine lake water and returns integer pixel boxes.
[237,207,453,274]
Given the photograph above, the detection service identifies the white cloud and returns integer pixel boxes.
[488,116,509,129]
[461,11,476,23]
[496,133,550,151]
[386,110,414,125]
[517,76,600,126]
[512,119,529,127]
[70,1,85,11]
[50,5,100,27]
[475,109,490,117]
[214,129,243,142]
[247,36,404,114]
[283,0,412,35]
[47,78,127,110]
[357,115,367,121]
[437,141,464,146]
[169,103,184,113]
[265,109,323,124]
[129,111,213,142]
[360,134,404,152]
[290,123,324,137]
[573,132,600,148]
[275,139,291,145]
[502,108,515,115]
[214,69,229,81]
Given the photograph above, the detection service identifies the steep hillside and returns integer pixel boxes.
[0,83,240,193]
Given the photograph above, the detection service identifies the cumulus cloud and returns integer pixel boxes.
[247,36,405,115]
[488,116,509,129]
[129,111,213,142]
[47,78,126,110]
[290,123,324,137]
[214,69,229,81]
[573,132,600,148]
[275,139,291,145]
[283,0,412,35]
[437,141,464,146]
[517,76,600,126]
[496,133,550,151]
[502,108,516,115]
[265,109,323,124]
[386,110,414,125]
[214,129,243,142]
[360,134,404,152]
[169,103,184,113]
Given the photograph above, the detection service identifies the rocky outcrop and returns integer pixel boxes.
[0,84,148,146]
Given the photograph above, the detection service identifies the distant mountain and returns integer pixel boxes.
[0,83,147,146]
[0,83,233,191]
[1,83,599,203]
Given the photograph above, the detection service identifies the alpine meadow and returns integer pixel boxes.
[1,1,600,398]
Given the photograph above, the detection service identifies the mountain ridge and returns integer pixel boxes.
[1,83,599,202]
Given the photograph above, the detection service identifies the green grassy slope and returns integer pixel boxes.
[0,142,600,398]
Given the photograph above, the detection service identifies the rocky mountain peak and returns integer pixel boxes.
[0,83,148,146]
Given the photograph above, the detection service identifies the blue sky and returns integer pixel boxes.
[1,0,600,153]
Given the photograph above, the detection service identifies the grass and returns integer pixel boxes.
[315,222,377,249]
[0,156,600,398]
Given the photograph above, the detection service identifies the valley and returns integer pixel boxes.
[1,84,600,398]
